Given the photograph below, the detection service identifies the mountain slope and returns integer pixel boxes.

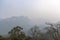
[0,16,34,34]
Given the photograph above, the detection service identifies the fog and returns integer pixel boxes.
[0,0,60,22]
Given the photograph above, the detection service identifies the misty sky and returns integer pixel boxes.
[0,0,60,22]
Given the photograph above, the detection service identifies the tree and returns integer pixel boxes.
[0,35,3,40]
[25,36,33,40]
[0,35,6,40]
[8,26,26,40]
[45,23,60,40]
[28,25,41,40]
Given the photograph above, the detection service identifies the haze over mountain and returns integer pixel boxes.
[0,18,3,21]
[0,16,34,34]
[0,16,59,35]
[0,16,49,35]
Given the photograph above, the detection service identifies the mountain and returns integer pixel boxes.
[32,18,49,29]
[0,16,49,35]
[0,18,3,21]
[0,16,34,35]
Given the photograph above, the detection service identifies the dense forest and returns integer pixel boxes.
[0,23,60,40]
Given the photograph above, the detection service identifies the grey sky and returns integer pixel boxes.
[0,0,35,18]
[0,0,60,22]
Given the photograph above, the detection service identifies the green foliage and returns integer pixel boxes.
[8,26,26,40]
[25,36,33,40]
[28,25,41,40]
[1,24,60,40]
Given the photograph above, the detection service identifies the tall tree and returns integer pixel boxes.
[45,23,60,40]
[29,25,41,40]
[8,26,25,40]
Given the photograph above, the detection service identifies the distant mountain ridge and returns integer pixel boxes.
[0,16,48,35]
[0,18,3,21]
[0,16,34,35]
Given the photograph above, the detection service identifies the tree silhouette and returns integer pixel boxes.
[29,25,41,40]
[8,26,25,40]
[44,23,60,40]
